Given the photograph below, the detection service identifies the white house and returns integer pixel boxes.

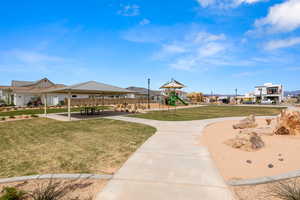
[254,83,284,103]
[0,78,87,107]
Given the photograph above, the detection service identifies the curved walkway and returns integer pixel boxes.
[96,116,244,200]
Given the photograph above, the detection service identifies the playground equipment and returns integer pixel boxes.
[160,79,188,106]
[187,92,204,104]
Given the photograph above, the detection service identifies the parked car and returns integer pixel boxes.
[243,101,255,104]
[261,99,273,104]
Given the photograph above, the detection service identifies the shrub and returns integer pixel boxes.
[31,114,39,118]
[1,117,5,121]
[9,116,15,119]
[0,187,26,200]
[267,179,300,200]
[28,178,92,200]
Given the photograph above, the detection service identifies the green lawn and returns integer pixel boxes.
[0,106,110,117]
[0,118,156,178]
[130,105,284,121]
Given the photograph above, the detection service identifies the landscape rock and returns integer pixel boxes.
[265,118,273,126]
[274,109,300,135]
[225,132,265,151]
[233,115,258,129]
[268,164,274,168]
[239,126,275,136]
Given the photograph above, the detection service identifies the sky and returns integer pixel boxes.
[0,0,300,94]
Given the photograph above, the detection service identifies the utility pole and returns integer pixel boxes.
[259,88,262,104]
[147,78,150,109]
[235,88,238,104]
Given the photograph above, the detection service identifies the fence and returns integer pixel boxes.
[65,98,156,106]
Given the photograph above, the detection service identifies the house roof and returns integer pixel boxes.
[160,79,186,89]
[11,80,35,87]
[0,78,66,94]
[43,81,134,95]
[126,86,162,96]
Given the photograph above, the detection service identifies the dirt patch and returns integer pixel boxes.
[200,119,300,180]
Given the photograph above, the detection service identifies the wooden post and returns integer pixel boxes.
[68,91,71,121]
[44,94,47,117]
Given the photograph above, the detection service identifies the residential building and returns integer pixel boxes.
[0,78,88,107]
[240,83,284,104]
[254,83,284,103]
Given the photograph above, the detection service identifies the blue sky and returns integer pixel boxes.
[0,0,300,94]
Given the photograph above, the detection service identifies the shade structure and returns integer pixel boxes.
[160,78,186,89]
[43,81,133,95]
[40,81,135,120]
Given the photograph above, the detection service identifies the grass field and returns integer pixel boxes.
[0,106,110,117]
[0,118,156,178]
[130,105,285,121]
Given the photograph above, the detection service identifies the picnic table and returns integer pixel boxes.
[80,106,103,115]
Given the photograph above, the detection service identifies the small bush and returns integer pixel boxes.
[267,179,300,200]
[1,117,5,121]
[9,116,15,119]
[31,114,39,118]
[28,178,92,200]
[0,187,26,200]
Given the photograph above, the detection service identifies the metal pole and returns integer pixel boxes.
[147,78,150,109]
[44,94,47,117]
[235,88,238,104]
[68,91,71,121]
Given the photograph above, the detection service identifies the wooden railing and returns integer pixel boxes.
[65,98,156,106]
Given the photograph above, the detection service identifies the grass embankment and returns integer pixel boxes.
[130,105,284,121]
[0,106,110,117]
[0,118,156,178]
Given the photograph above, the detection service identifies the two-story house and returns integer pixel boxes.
[254,83,284,103]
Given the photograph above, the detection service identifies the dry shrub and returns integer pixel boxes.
[266,179,300,200]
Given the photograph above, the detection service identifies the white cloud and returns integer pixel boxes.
[170,56,198,70]
[255,0,300,33]
[153,44,187,60]
[139,19,150,25]
[264,37,300,50]
[196,0,265,8]
[162,44,187,54]
[235,0,263,4]
[196,0,216,7]
[118,4,140,16]
[157,31,227,70]
[193,32,226,43]
[197,42,225,56]
[11,50,65,63]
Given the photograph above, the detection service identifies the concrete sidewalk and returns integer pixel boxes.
[96,116,242,200]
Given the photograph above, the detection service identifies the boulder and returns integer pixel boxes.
[233,114,258,129]
[265,118,273,126]
[239,126,275,136]
[225,132,265,151]
[274,109,300,135]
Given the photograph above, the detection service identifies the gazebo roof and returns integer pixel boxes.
[160,79,186,89]
[42,81,134,94]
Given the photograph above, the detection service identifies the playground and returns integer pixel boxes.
[160,78,188,107]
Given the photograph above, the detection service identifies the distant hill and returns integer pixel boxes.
[284,90,300,96]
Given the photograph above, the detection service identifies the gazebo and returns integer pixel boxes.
[160,78,186,89]
[41,81,134,120]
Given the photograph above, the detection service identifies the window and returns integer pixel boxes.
[267,87,278,94]
[72,95,77,98]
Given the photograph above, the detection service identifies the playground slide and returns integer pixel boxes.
[175,95,188,105]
